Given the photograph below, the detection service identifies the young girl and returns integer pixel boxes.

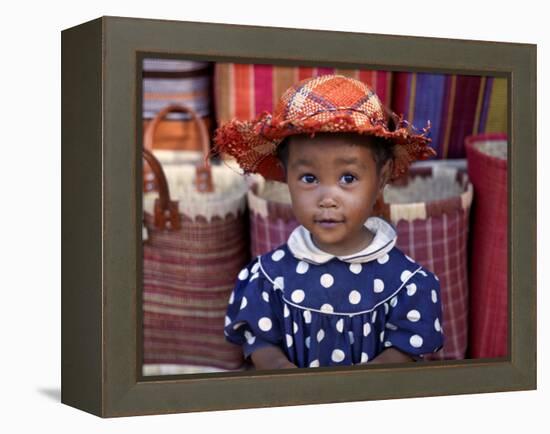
[213,74,443,369]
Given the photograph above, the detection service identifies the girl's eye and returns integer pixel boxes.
[340,174,357,184]
[300,174,317,184]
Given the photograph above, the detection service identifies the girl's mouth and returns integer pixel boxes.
[315,219,344,228]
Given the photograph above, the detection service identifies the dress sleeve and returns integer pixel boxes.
[224,258,285,359]
[384,269,444,358]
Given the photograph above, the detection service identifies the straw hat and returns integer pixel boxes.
[213,74,435,182]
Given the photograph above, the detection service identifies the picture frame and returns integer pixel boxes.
[61,15,536,417]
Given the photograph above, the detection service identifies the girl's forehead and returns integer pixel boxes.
[287,134,377,163]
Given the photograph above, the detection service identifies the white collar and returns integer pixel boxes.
[287,216,397,264]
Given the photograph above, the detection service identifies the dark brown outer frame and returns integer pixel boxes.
[61,16,536,417]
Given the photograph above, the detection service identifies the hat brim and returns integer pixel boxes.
[213,110,435,183]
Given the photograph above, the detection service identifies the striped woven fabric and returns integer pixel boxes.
[143,58,214,120]
[143,212,249,370]
[465,133,508,358]
[391,72,507,159]
[214,63,393,123]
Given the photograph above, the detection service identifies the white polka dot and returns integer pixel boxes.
[250,272,259,282]
[228,291,235,304]
[405,254,414,262]
[262,291,269,302]
[274,276,284,290]
[434,274,440,281]
[251,261,260,274]
[238,268,249,281]
[309,359,320,367]
[406,283,417,296]
[317,329,325,342]
[371,310,378,323]
[232,321,245,330]
[401,270,414,282]
[363,322,371,337]
[224,315,231,326]
[349,263,362,274]
[284,304,290,318]
[305,336,311,348]
[384,303,389,315]
[258,317,272,331]
[377,254,389,264]
[434,317,441,332]
[291,289,305,303]
[336,318,344,332]
[348,331,355,345]
[320,273,334,288]
[361,352,369,363]
[410,334,423,348]
[320,303,334,313]
[331,349,345,363]
[374,279,384,293]
[385,322,398,331]
[224,330,228,337]
[244,330,256,345]
[380,331,385,342]
[349,290,361,304]
[293,322,299,333]
[419,270,428,277]
[286,334,293,347]
[303,310,312,324]
[431,290,438,303]
[384,341,392,347]
[296,261,309,274]
[240,296,248,309]
[272,249,285,261]
[407,310,421,322]
[390,296,398,307]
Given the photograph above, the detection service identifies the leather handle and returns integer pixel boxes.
[143,104,214,193]
[142,148,181,231]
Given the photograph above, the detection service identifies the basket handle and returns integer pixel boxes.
[143,104,214,193]
[142,148,181,231]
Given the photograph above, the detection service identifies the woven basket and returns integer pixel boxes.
[465,133,508,358]
[142,105,249,373]
[247,177,299,257]
[378,165,474,360]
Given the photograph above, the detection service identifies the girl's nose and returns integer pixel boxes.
[318,193,338,209]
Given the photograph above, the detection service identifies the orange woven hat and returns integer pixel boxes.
[213,74,435,182]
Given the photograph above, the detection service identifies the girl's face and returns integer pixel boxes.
[285,134,391,256]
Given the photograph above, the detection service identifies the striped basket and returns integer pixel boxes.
[214,63,393,124]
[247,177,300,257]
[465,133,508,358]
[142,109,249,373]
[378,165,474,360]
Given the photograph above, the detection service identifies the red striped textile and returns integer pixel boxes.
[214,63,393,124]
[465,133,508,358]
[143,211,249,370]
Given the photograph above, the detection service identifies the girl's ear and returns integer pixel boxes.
[378,159,393,191]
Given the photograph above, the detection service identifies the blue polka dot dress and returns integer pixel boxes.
[224,217,444,368]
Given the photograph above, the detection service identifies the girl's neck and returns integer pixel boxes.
[311,226,374,257]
